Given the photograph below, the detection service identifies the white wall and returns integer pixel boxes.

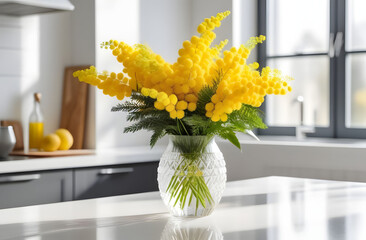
[191,0,233,50]
[0,0,96,149]
[95,0,145,149]
[233,0,258,62]
[140,0,193,63]
[0,12,72,148]
[0,16,22,121]
[69,0,96,149]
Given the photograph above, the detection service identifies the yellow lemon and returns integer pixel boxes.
[41,134,61,152]
[55,128,74,150]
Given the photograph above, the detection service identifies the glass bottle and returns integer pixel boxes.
[29,93,44,150]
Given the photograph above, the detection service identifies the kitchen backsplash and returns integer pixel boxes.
[0,16,22,121]
[0,12,78,148]
[0,0,96,149]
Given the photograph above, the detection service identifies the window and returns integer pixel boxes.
[258,0,366,138]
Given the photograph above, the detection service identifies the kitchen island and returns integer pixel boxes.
[1,176,365,239]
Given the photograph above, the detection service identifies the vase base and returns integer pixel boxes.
[167,206,215,218]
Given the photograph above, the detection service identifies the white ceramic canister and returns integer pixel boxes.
[0,126,16,158]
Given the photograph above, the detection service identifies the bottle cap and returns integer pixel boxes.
[34,93,41,102]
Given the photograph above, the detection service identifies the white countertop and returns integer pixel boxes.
[0,146,165,175]
[2,136,366,175]
[0,176,365,239]
[235,134,366,148]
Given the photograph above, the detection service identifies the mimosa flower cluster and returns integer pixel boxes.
[74,10,291,123]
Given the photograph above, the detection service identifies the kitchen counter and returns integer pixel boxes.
[218,135,366,183]
[2,135,366,179]
[1,176,366,239]
[0,146,165,174]
[234,134,366,148]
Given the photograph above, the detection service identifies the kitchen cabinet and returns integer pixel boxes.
[0,170,73,209]
[74,161,159,200]
[0,160,159,209]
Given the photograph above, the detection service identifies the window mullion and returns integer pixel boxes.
[258,0,267,136]
[327,0,338,138]
[335,0,347,137]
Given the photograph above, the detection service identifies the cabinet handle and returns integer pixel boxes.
[0,174,41,183]
[98,167,134,175]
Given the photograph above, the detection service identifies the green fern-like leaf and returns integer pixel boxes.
[196,70,223,115]
[126,108,169,122]
[130,92,155,106]
[123,112,179,147]
[111,102,143,112]
[182,115,209,135]
[150,128,166,147]
[124,116,174,133]
[217,129,241,149]
[111,93,154,113]
[112,92,183,147]
[228,104,267,131]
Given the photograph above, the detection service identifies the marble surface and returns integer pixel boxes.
[1,176,366,239]
[234,134,366,148]
[0,146,165,174]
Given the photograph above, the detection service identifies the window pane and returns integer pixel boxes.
[346,0,366,51]
[346,54,366,128]
[266,56,329,127]
[267,0,329,56]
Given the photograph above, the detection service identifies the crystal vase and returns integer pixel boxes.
[158,135,227,217]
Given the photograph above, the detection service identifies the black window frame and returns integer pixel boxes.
[257,0,366,139]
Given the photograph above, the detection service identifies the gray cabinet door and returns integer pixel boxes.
[0,170,73,209]
[74,161,159,200]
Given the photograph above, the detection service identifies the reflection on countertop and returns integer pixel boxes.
[1,177,366,239]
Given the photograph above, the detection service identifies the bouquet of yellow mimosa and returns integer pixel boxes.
[74,10,292,216]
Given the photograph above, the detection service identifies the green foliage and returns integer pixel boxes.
[112,93,179,147]
[111,92,154,112]
[124,116,172,134]
[111,101,143,113]
[196,70,222,115]
[126,108,168,122]
[112,83,267,149]
[228,104,267,131]
[181,104,266,150]
[150,128,165,147]
[217,129,241,149]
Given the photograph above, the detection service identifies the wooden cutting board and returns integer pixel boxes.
[0,120,23,150]
[60,66,90,149]
[10,149,95,157]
